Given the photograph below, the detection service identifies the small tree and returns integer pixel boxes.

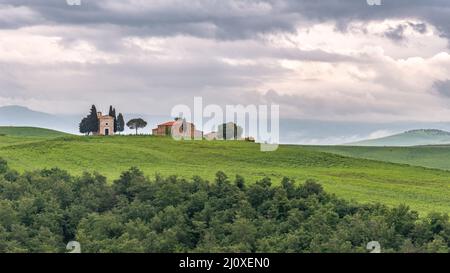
[127,118,147,135]
[117,113,125,134]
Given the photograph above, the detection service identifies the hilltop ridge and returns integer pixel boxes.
[348,129,450,146]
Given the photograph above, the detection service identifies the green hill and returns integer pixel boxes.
[0,126,68,137]
[304,145,450,171]
[348,129,450,146]
[0,130,449,214]
[0,126,69,148]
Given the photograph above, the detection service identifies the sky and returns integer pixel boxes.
[0,0,450,124]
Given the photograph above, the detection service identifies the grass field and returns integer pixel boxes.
[0,126,68,137]
[0,127,449,215]
[0,126,69,148]
[304,145,450,171]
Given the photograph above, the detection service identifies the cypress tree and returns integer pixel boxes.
[88,105,99,134]
[117,113,125,134]
[109,106,118,133]
[113,108,117,133]
[79,117,89,135]
[79,105,98,135]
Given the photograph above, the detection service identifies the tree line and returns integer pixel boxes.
[0,158,448,253]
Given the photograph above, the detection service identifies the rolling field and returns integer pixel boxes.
[0,126,69,148]
[304,145,450,171]
[0,127,450,214]
[0,126,68,137]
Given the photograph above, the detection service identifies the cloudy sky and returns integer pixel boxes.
[1,0,450,123]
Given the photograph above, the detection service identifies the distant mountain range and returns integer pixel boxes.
[348,129,450,146]
[0,105,81,134]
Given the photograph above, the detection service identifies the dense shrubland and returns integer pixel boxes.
[0,158,448,253]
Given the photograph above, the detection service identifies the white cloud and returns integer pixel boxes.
[0,29,119,64]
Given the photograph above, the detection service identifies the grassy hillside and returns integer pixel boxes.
[349,129,450,146]
[0,126,69,148]
[0,131,449,215]
[304,145,450,171]
[0,126,68,137]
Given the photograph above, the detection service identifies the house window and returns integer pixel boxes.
[106,123,109,126]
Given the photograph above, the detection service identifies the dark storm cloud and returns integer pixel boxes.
[434,80,450,97]
[283,0,450,40]
[383,22,428,41]
[1,0,449,41]
[385,24,407,41]
[0,0,293,40]
[409,22,427,34]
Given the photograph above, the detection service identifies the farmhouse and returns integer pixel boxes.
[95,112,114,136]
[152,120,203,139]
[152,121,178,136]
[204,131,218,140]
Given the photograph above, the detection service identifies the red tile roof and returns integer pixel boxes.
[159,121,176,126]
